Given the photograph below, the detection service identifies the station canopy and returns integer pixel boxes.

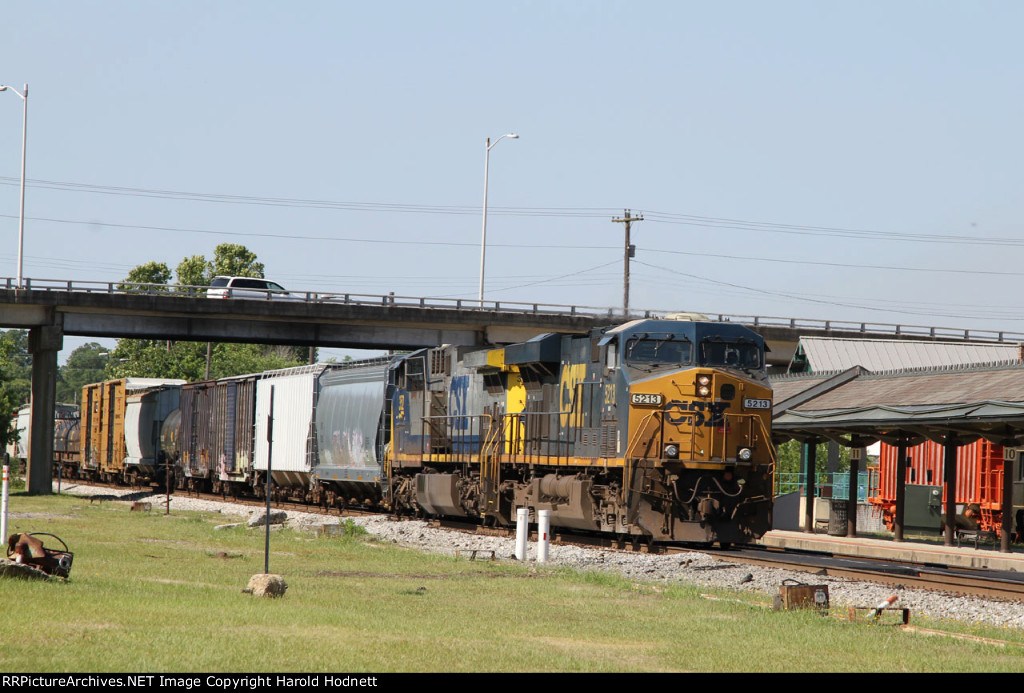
[786,336,1024,374]
[772,363,1024,448]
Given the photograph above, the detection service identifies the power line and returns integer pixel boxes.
[635,260,1024,322]
[642,210,1023,246]
[3,175,1021,246]
[651,248,1024,277]
[0,213,619,251]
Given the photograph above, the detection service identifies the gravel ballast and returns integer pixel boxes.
[51,483,1024,632]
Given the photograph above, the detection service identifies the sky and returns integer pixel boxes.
[2,1,1023,364]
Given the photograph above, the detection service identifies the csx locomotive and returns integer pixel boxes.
[388,318,774,545]
[65,317,773,545]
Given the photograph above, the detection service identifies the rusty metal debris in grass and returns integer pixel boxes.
[772,579,829,614]
[3,532,74,580]
[847,594,910,626]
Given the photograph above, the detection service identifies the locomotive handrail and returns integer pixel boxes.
[625,411,663,461]
[494,409,577,466]
[4,276,1023,344]
[753,415,777,468]
[419,413,492,459]
[720,412,774,465]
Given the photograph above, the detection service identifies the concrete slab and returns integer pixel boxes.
[758,529,1024,572]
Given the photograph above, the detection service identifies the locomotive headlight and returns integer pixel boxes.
[696,374,711,397]
[664,444,679,459]
[737,447,753,462]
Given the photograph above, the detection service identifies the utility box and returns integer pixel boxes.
[905,484,942,532]
[773,581,829,613]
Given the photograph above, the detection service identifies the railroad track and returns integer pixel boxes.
[433,517,1024,602]
[56,477,382,520]
[719,546,1024,602]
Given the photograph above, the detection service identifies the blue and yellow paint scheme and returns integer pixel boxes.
[386,318,773,544]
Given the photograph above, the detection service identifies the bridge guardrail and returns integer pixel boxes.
[4,277,1023,344]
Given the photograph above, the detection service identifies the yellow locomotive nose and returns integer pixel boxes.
[627,368,771,466]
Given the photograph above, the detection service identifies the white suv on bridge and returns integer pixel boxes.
[206,276,292,300]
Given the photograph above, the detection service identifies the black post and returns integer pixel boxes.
[803,438,817,533]
[942,435,957,547]
[847,447,861,537]
[894,438,907,542]
[1001,449,1014,554]
[165,451,171,516]
[264,386,275,575]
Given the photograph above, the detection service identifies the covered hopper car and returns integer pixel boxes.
[8,403,80,475]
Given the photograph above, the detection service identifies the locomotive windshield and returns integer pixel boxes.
[624,335,692,365]
[699,339,762,369]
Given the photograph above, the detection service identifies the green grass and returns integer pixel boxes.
[1,492,1023,672]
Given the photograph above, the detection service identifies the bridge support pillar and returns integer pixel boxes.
[26,325,62,495]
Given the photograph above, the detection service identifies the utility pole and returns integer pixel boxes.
[613,209,643,317]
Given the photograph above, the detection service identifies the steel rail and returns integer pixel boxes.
[717,546,1024,602]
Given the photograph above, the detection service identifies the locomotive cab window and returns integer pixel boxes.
[401,357,426,391]
[699,339,762,369]
[624,335,692,366]
[605,341,618,370]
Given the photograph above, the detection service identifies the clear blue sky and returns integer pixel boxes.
[2,1,1023,362]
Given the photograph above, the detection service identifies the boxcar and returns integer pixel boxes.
[177,374,258,495]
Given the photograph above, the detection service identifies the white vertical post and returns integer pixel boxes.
[515,507,529,561]
[478,133,519,307]
[537,509,551,563]
[1,464,9,543]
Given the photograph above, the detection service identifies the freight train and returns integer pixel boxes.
[8,403,81,475]
[46,317,777,545]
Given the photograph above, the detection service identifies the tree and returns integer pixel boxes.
[175,244,264,289]
[119,261,171,292]
[104,340,306,381]
[0,330,31,450]
[211,243,264,279]
[57,342,110,403]
[110,246,312,381]
[176,255,212,289]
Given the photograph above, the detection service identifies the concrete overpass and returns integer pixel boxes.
[3,278,1019,361]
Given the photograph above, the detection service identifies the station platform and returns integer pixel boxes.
[757,529,1024,573]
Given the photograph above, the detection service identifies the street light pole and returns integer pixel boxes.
[478,133,518,306]
[0,83,28,288]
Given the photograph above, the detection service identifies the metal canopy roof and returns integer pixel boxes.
[788,336,1023,373]
[772,364,1024,447]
